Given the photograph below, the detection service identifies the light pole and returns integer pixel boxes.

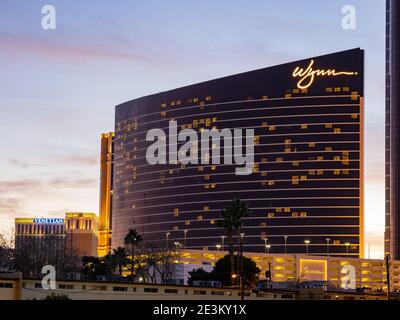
[240,233,245,301]
[174,241,180,250]
[326,238,331,256]
[216,244,221,251]
[266,244,271,254]
[221,235,226,251]
[304,240,310,255]
[345,242,350,257]
[264,238,268,255]
[166,232,170,249]
[284,236,288,254]
[183,229,188,248]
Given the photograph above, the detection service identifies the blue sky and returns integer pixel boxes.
[0,0,386,257]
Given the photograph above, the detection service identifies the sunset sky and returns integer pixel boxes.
[0,0,386,257]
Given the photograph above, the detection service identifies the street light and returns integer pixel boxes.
[216,244,221,251]
[166,232,170,249]
[345,242,350,257]
[264,238,268,255]
[221,235,226,251]
[284,236,288,254]
[265,244,271,254]
[183,229,188,248]
[304,240,310,255]
[239,233,245,301]
[326,238,331,256]
[174,241,180,250]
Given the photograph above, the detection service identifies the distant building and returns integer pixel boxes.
[15,217,66,268]
[98,132,114,257]
[15,213,98,260]
[65,212,98,257]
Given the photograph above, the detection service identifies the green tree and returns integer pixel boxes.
[124,229,143,279]
[213,255,260,288]
[111,247,129,276]
[81,256,111,277]
[218,199,251,285]
[187,268,214,286]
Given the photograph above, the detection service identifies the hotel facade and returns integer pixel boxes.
[112,49,364,257]
[15,212,98,258]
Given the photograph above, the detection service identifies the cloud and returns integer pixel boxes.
[0,31,153,63]
[8,158,45,169]
[48,177,97,189]
[0,179,41,193]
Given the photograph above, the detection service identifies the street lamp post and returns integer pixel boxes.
[345,242,350,257]
[166,232,170,249]
[304,240,310,255]
[326,238,331,256]
[284,236,288,254]
[266,244,271,254]
[221,235,226,251]
[240,233,245,301]
[183,229,188,248]
[264,238,268,255]
[216,244,221,251]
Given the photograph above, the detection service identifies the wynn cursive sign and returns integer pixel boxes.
[292,59,358,89]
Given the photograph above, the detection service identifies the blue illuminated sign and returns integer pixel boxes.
[33,217,65,224]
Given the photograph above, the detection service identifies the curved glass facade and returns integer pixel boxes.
[113,49,364,257]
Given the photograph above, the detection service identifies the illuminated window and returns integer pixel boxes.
[301,124,308,129]
[204,206,210,212]
[293,161,299,167]
[161,103,167,108]
[300,212,307,217]
[284,208,291,213]
[309,142,316,148]
[174,208,179,217]
[269,125,276,131]
[197,215,203,221]
[174,226,179,231]
[268,180,275,186]
[268,213,275,218]
[193,97,199,103]
[334,128,341,134]
[206,96,212,101]
[185,221,191,226]
[210,219,216,225]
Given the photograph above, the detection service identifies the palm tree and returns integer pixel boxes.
[218,198,251,286]
[124,229,143,279]
[111,247,128,276]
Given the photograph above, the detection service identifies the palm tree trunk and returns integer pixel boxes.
[227,228,235,286]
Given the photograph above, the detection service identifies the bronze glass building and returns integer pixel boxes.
[113,49,364,257]
[385,0,400,259]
